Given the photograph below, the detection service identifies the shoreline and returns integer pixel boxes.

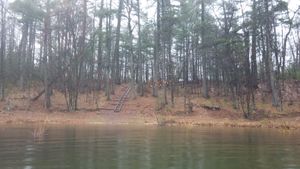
[1,111,299,130]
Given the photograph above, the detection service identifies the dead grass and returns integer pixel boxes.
[0,84,300,130]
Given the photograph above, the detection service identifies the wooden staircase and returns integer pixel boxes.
[114,87,131,112]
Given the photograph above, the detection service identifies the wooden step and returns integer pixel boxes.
[98,108,114,111]
[114,87,131,112]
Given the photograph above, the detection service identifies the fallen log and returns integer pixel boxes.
[31,71,63,101]
[201,104,221,111]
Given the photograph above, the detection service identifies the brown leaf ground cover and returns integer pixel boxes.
[0,84,300,130]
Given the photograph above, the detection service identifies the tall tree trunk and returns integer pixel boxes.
[97,0,104,90]
[153,0,161,97]
[76,0,87,107]
[44,0,51,109]
[201,0,209,98]
[105,0,112,100]
[7,17,15,85]
[244,31,252,118]
[127,0,135,98]
[250,0,258,109]
[184,36,189,84]
[113,0,124,85]
[264,0,280,107]
[19,21,29,91]
[0,1,6,101]
[137,0,144,96]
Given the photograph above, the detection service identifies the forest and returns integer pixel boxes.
[0,0,300,123]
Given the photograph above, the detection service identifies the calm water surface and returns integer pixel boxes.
[0,125,299,169]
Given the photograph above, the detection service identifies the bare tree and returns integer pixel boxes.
[0,0,6,101]
[113,0,124,85]
[201,0,209,99]
[43,0,51,109]
[97,0,104,89]
[153,0,161,97]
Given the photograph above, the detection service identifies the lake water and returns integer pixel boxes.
[0,125,299,169]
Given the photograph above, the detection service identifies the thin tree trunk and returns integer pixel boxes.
[250,0,258,109]
[127,0,135,98]
[19,21,29,91]
[137,0,144,96]
[153,0,160,97]
[0,1,6,101]
[97,0,104,90]
[113,0,124,85]
[201,0,209,98]
[44,0,51,109]
[105,0,112,101]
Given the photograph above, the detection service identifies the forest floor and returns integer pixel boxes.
[0,83,300,130]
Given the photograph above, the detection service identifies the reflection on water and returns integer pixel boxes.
[0,126,300,169]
